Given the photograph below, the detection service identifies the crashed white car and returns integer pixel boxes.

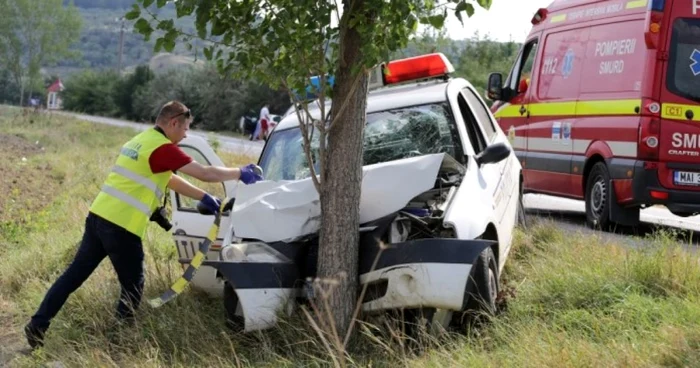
[168,53,523,332]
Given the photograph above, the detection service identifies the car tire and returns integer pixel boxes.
[223,281,244,332]
[394,307,452,347]
[452,246,499,331]
[585,162,611,230]
[516,181,527,228]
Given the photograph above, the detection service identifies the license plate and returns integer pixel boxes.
[674,171,700,186]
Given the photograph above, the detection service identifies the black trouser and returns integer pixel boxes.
[30,212,145,330]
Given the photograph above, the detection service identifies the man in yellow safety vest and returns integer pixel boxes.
[24,101,263,349]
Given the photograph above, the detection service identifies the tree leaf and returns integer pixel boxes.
[476,0,493,10]
[156,0,167,7]
[134,18,150,33]
[163,38,176,52]
[154,37,164,52]
[203,46,213,60]
[124,5,141,20]
[427,14,445,29]
[457,2,475,17]
[142,0,154,8]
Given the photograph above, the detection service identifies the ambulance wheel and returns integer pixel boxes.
[585,162,611,230]
[223,282,244,332]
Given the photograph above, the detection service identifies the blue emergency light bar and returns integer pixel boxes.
[650,0,664,11]
[290,53,453,103]
[307,74,335,95]
[291,75,335,102]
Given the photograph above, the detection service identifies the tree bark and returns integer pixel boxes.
[316,0,370,341]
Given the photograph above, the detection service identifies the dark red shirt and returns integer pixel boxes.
[149,143,194,174]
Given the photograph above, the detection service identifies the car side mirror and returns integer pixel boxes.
[487,73,504,101]
[476,142,511,166]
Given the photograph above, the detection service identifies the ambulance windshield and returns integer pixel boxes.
[258,102,460,181]
[667,18,700,102]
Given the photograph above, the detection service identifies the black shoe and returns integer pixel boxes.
[24,323,46,349]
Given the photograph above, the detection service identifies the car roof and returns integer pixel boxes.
[275,79,450,131]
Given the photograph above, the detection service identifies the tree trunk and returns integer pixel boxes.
[19,80,25,107]
[316,0,370,341]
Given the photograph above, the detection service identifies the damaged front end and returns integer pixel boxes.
[202,153,496,331]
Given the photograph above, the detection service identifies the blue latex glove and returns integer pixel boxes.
[239,164,263,184]
[200,193,221,214]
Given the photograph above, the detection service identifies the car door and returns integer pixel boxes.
[169,135,238,296]
[464,85,521,254]
[457,89,509,224]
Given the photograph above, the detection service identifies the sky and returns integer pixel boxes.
[442,0,555,42]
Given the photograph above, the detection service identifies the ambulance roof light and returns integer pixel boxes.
[383,53,454,85]
[531,8,548,25]
[650,0,665,11]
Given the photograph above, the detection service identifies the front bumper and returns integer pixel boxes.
[200,237,494,332]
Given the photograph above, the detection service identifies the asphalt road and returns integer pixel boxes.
[57,111,265,158]
[63,110,700,248]
[524,194,700,248]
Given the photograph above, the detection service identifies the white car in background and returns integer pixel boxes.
[168,53,524,333]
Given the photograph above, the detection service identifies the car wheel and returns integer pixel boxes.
[223,281,244,332]
[452,246,499,330]
[516,181,527,228]
[585,162,611,230]
[396,307,452,345]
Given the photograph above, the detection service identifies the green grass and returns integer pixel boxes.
[2,108,700,367]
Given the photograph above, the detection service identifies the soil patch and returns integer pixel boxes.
[0,133,56,224]
[0,298,32,366]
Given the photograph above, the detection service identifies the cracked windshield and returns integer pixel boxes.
[259,103,459,181]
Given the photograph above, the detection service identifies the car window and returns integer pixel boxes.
[462,87,497,142]
[457,92,487,155]
[667,18,700,102]
[176,145,226,210]
[258,102,463,181]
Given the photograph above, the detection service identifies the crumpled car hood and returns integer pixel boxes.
[230,153,453,242]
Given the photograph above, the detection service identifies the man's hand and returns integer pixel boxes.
[200,193,221,214]
[178,161,264,184]
[239,164,263,184]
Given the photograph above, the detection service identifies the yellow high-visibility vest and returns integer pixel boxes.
[90,128,173,238]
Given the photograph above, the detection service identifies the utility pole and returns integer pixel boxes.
[116,17,125,75]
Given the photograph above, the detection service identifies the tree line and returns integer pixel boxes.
[0,30,519,134]
[58,64,291,133]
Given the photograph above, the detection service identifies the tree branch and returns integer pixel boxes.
[281,78,322,194]
[327,66,367,133]
[141,6,236,49]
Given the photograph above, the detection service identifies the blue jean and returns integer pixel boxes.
[30,212,145,330]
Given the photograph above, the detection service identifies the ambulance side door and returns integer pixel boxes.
[493,34,541,190]
[525,27,588,196]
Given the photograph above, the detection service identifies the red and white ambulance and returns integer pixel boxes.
[488,0,700,229]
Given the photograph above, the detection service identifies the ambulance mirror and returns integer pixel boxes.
[487,73,503,101]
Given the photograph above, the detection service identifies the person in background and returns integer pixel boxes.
[253,103,271,140]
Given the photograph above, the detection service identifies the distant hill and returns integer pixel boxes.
[51,1,515,83]
[52,1,202,76]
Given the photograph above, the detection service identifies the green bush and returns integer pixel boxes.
[61,69,120,116]
[61,62,291,133]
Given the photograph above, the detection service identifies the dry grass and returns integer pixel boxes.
[2,106,700,367]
